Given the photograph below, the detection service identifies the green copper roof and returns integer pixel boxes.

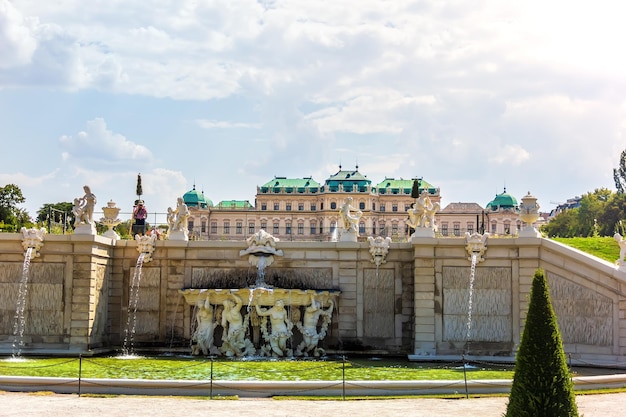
[214,200,254,209]
[183,186,212,208]
[260,176,321,188]
[375,178,437,195]
[324,167,371,192]
[259,176,321,194]
[486,189,519,210]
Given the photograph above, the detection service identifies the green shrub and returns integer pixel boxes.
[505,269,578,417]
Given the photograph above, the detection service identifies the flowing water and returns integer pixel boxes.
[465,253,478,354]
[123,252,146,356]
[255,255,268,287]
[11,247,33,359]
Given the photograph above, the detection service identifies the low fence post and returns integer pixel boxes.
[78,355,82,397]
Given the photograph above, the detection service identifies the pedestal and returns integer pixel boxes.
[411,227,435,239]
[169,230,189,241]
[518,226,542,238]
[74,223,96,235]
[102,229,120,240]
[339,230,358,242]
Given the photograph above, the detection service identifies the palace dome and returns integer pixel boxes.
[183,186,212,208]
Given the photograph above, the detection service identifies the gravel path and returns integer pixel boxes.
[1,391,625,417]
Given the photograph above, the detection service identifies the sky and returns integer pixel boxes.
[1,0,625,223]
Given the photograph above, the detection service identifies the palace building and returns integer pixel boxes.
[182,166,523,241]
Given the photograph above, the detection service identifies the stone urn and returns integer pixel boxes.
[100,200,122,239]
[519,192,541,237]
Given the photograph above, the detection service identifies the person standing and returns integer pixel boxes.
[132,200,147,236]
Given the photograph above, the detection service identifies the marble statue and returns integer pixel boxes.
[296,294,334,357]
[367,236,392,267]
[167,197,191,241]
[339,197,363,241]
[20,227,46,258]
[220,293,254,357]
[75,185,96,225]
[191,298,217,356]
[407,190,439,230]
[465,232,489,263]
[135,233,157,263]
[240,229,284,287]
[255,299,293,357]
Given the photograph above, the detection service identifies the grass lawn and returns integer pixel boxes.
[551,237,619,263]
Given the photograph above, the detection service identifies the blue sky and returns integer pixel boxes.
[1,0,625,221]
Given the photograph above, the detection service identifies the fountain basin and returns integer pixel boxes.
[179,288,339,307]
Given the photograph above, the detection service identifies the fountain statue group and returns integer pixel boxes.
[187,290,335,358]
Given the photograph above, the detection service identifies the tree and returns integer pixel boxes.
[37,202,74,232]
[541,208,579,237]
[136,173,143,199]
[0,184,28,231]
[411,178,421,199]
[506,269,578,417]
[614,149,626,194]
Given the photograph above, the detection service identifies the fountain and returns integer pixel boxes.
[12,227,46,358]
[367,236,391,278]
[180,230,340,357]
[464,232,488,355]
[122,234,157,356]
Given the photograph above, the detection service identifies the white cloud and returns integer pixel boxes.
[487,144,530,166]
[0,0,37,69]
[58,118,153,164]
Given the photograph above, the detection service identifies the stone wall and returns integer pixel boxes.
[1,233,625,362]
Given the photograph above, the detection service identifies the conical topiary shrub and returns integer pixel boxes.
[505,268,578,417]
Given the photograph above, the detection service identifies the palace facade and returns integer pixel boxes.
[182,166,524,241]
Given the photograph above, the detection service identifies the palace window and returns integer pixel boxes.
[380,204,385,212]
[261,222,267,230]
[453,222,460,236]
[274,203,279,210]
[298,223,304,234]
[236,222,243,234]
[210,222,217,234]
[286,222,292,235]
[224,222,230,234]
[330,202,337,209]
[310,223,317,235]
[359,202,365,210]
[286,203,292,211]
[298,203,304,211]
[392,204,398,212]
[441,223,448,236]
[310,203,316,211]
[273,223,279,234]
[261,203,267,211]
[359,222,365,234]
[249,222,255,234]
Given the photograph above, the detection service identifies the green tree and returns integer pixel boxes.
[506,269,578,417]
[614,148,626,194]
[541,208,579,238]
[37,202,74,232]
[577,188,611,236]
[411,178,421,199]
[0,184,29,231]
